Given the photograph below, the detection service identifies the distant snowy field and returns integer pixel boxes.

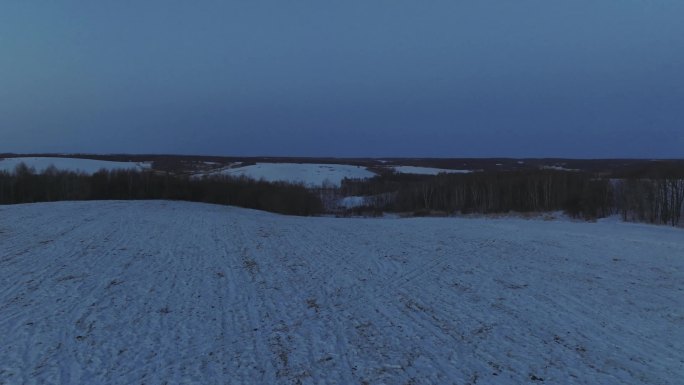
[392,165,473,175]
[0,157,150,174]
[1,201,682,384]
[338,195,367,208]
[202,162,375,186]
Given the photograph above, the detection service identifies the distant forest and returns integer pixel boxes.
[0,164,322,216]
[336,168,684,227]
[1,162,683,226]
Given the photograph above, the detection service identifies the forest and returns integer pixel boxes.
[1,162,683,226]
[0,164,323,216]
[334,167,684,226]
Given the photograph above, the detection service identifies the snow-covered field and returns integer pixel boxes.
[541,165,580,172]
[1,201,682,384]
[201,163,375,187]
[0,157,150,174]
[391,166,473,175]
[338,196,367,208]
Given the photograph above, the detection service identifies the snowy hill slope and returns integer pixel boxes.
[200,162,375,186]
[0,201,682,384]
[391,165,473,175]
[0,157,150,174]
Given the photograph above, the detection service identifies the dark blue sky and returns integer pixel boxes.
[2,1,683,157]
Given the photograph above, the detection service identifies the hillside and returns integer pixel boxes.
[199,162,376,186]
[0,157,150,174]
[1,201,682,384]
[4,154,684,177]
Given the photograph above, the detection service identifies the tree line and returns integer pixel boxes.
[2,162,682,226]
[616,178,684,226]
[0,164,322,216]
[339,171,612,218]
[338,169,684,226]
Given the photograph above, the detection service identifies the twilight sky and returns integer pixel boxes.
[1,1,683,158]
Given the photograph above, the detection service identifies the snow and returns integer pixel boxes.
[1,200,683,385]
[542,165,580,172]
[391,166,472,175]
[201,163,376,187]
[0,157,150,175]
[338,196,367,208]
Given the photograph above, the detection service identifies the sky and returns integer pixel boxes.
[1,1,683,158]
